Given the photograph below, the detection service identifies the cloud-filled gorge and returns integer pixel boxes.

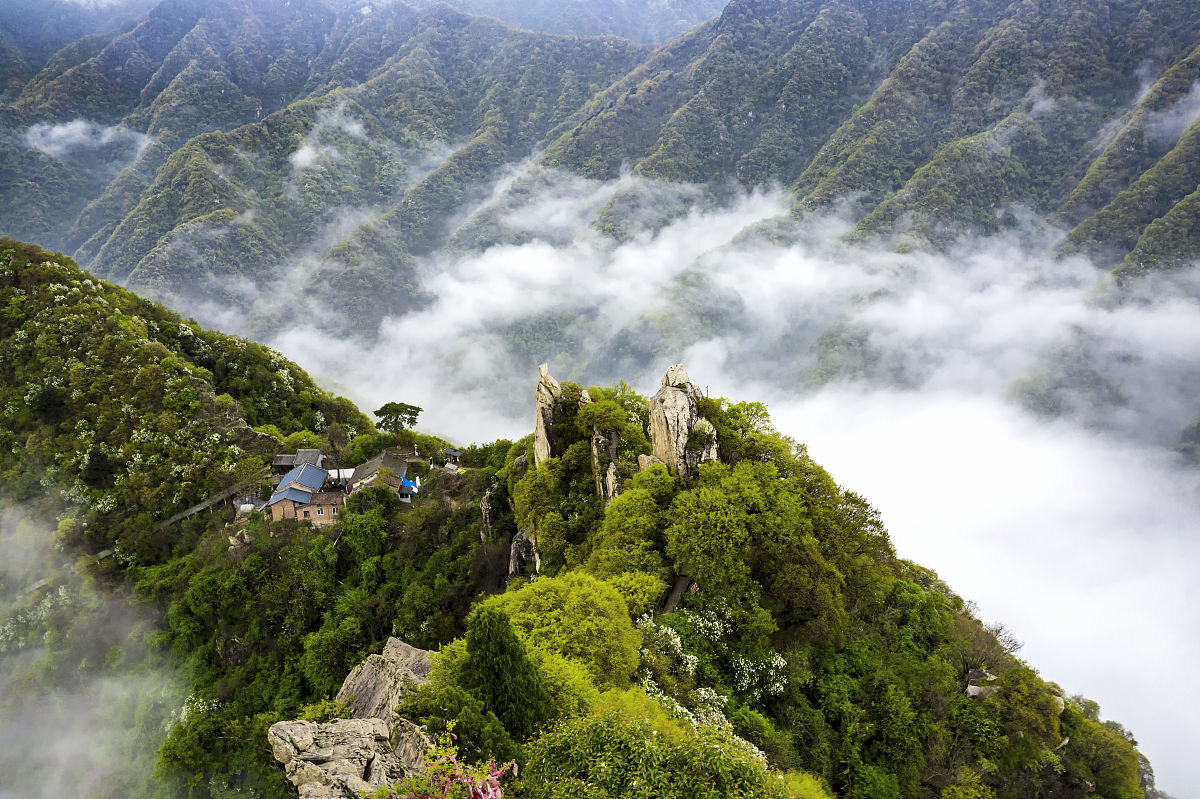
[254,166,1200,796]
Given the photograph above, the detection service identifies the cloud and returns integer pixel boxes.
[247,164,1200,796]
[1144,80,1200,147]
[0,503,185,799]
[22,120,150,161]
[287,103,367,173]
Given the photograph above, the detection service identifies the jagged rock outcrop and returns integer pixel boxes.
[648,364,717,479]
[336,638,433,721]
[581,389,622,506]
[533,363,562,467]
[965,668,999,698]
[268,718,409,799]
[270,638,434,799]
[480,485,497,542]
[509,526,541,576]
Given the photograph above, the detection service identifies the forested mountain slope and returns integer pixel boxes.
[3,0,1200,335]
[0,240,1165,799]
[543,0,1200,262]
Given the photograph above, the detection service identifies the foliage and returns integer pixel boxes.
[375,401,423,436]
[373,729,517,799]
[485,572,641,690]
[459,605,553,742]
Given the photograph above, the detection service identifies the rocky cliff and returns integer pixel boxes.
[269,638,434,799]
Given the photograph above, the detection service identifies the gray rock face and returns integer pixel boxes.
[509,526,541,576]
[270,638,434,798]
[965,668,999,698]
[336,638,433,721]
[533,363,562,467]
[648,364,716,479]
[268,718,405,799]
[638,453,666,471]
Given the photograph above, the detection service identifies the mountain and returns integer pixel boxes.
[2,0,1199,334]
[0,241,1166,799]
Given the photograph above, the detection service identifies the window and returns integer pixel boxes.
[332,507,338,515]
[316,507,324,516]
[302,510,309,518]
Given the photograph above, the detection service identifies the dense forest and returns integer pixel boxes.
[0,240,1169,799]
[2,0,1200,336]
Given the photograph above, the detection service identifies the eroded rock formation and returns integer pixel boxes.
[533,363,562,467]
[509,526,541,576]
[269,638,434,799]
[648,364,717,479]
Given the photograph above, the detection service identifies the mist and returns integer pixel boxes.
[253,165,1200,796]
[0,503,185,799]
[22,120,151,163]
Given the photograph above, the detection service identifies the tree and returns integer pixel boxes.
[459,606,552,741]
[374,401,423,436]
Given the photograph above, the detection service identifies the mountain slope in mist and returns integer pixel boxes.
[4,0,1200,319]
[0,237,370,560]
[0,237,1172,799]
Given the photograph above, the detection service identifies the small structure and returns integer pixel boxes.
[268,464,344,525]
[444,448,463,468]
[348,449,419,503]
[271,448,325,476]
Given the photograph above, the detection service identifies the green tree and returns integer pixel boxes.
[459,605,551,741]
[374,402,423,436]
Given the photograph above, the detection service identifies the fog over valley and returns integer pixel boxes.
[256,170,1200,795]
[3,0,1200,797]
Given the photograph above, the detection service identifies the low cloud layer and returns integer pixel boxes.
[257,165,1200,795]
[0,504,184,799]
[22,119,151,162]
[1145,80,1200,146]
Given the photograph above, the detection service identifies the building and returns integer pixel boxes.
[267,463,345,525]
[444,447,463,468]
[271,448,325,476]
[348,449,419,502]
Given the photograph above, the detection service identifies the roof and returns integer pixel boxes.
[272,449,325,468]
[277,463,328,492]
[349,449,408,486]
[445,447,463,456]
[268,487,314,506]
[308,492,346,505]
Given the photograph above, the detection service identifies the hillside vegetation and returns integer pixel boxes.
[2,0,1200,339]
[0,241,1161,799]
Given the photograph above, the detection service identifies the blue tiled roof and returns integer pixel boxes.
[277,463,327,491]
[268,487,314,506]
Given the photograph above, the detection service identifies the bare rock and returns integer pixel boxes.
[336,638,433,722]
[271,639,435,798]
[533,363,562,467]
[268,718,408,799]
[509,526,541,576]
[648,364,714,479]
[638,453,666,471]
[589,427,622,506]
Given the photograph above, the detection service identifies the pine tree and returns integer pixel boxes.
[459,605,551,741]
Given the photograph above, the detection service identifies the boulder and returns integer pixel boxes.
[533,363,562,467]
[638,453,666,471]
[648,364,716,479]
[271,639,435,798]
[268,717,408,799]
[335,638,433,722]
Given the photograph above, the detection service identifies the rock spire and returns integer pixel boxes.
[647,364,717,479]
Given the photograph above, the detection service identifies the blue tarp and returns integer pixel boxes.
[400,478,418,491]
